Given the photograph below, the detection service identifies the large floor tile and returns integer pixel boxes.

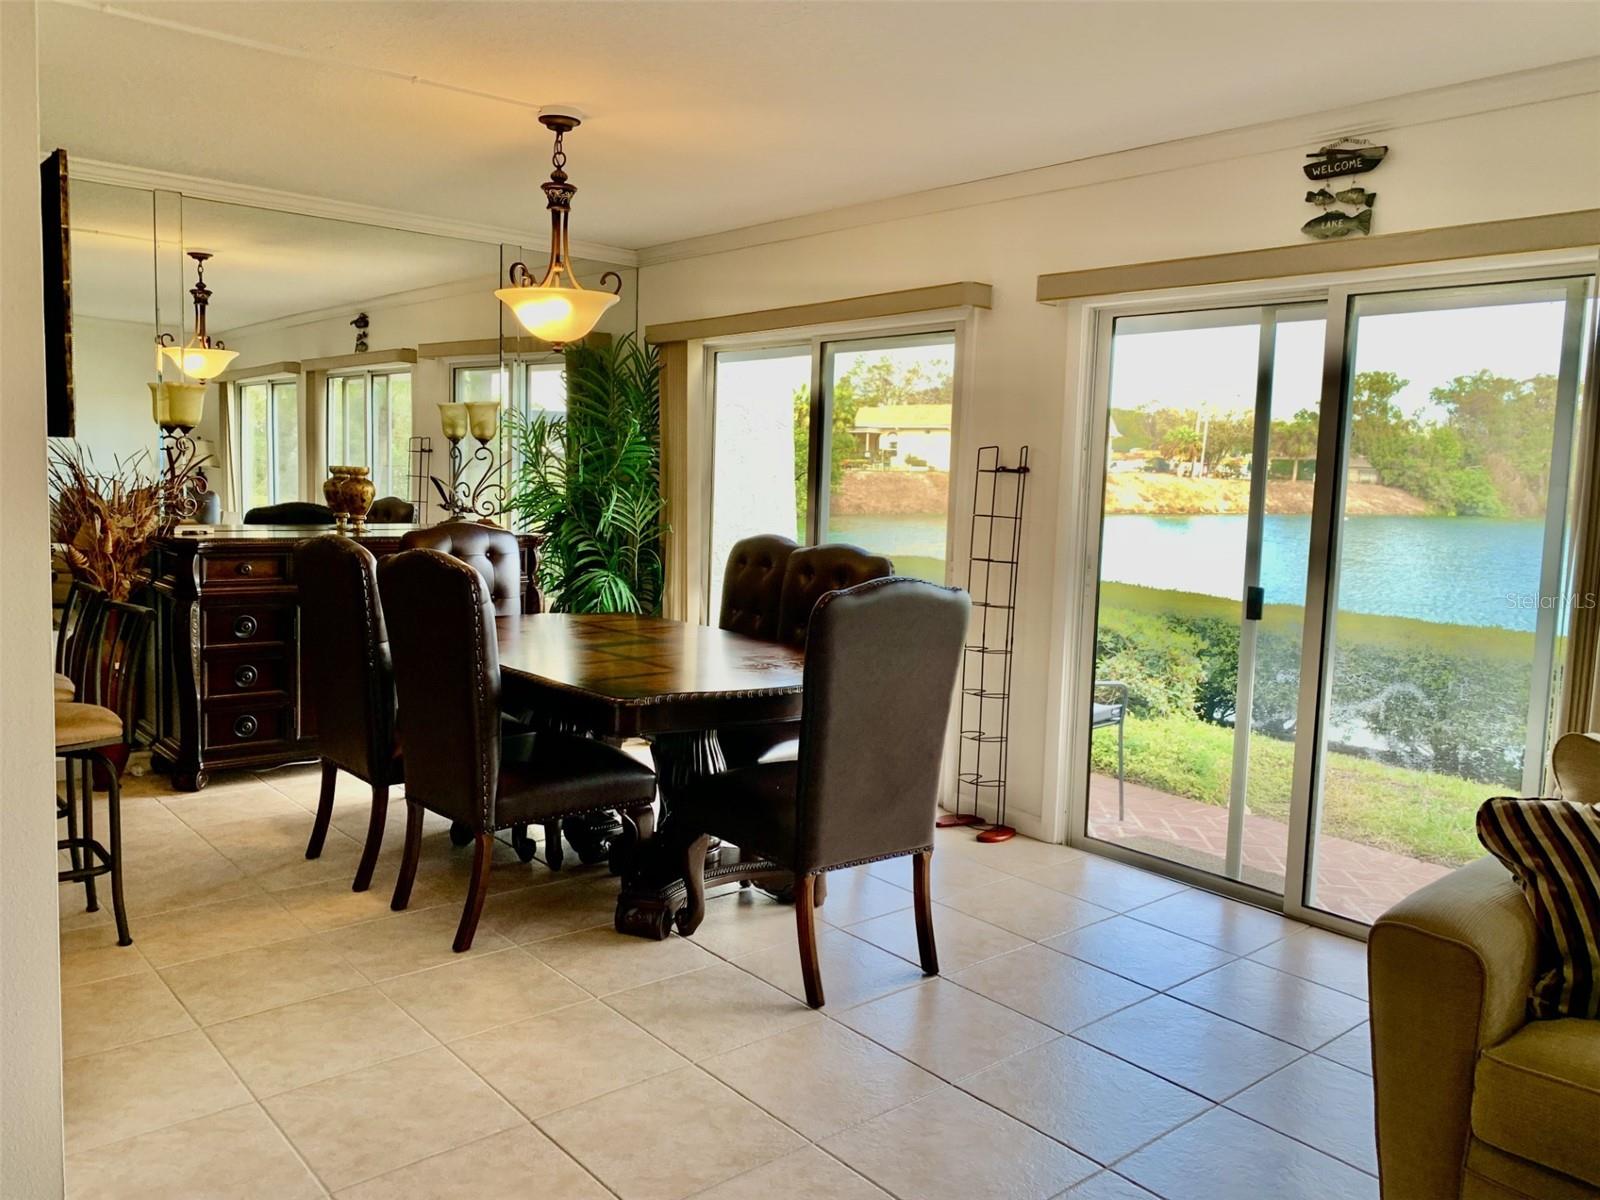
[1074,995,1302,1101]
[823,1085,1096,1200]
[963,1036,1211,1165]
[1044,915,1233,991]
[65,1103,322,1200]
[1128,890,1300,956]
[952,944,1152,1033]
[1064,1172,1162,1199]
[816,870,915,926]
[58,939,152,989]
[63,1029,251,1152]
[1317,1022,1373,1076]
[848,904,1028,972]
[206,985,436,1097]
[61,971,195,1058]
[1117,1107,1378,1200]
[526,925,716,995]
[940,833,1086,877]
[378,946,587,1041]
[163,782,311,832]
[1249,926,1369,1000]
[1227,1054,1378,1174]
[480,877,620,944]
[868,848,1011,898]
[450,999,686,1119]
[134,891,309,968]
[1021,856,1189,913]
[334,1125,610,1199]
[263,1046,522,1191]
[605,962,817,1060]
[942,875,1115,942]
[702,1019,941,1141]
[321,902,513,982]
[676,888,802,959]
[735,926,927,1009]
[838,977,1057,1081]
[159,934,366,1025]
[539,1066,804,1200]
[200,813,370,893]
[691,1146,891,1199]
[1170,959,1368,1050]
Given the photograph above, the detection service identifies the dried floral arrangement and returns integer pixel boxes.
[49,442,207,600]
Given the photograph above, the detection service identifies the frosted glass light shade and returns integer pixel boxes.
[464,401,500,442]
[166,383,205,430]
[438,402,470,442]
[160,341,238,382]
[494,284,617,345]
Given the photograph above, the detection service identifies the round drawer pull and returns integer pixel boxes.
[233,664,259,688]
[232,614,258,639]
[233,714,259,739]
[235,561,254,576]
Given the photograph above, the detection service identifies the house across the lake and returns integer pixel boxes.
[851,403,952,470]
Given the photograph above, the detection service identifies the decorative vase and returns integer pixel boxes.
[336,466,376,534]
[322,466,350,530]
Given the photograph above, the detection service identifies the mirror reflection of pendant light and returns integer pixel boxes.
[159,251,239,382]
[495,107,621,347]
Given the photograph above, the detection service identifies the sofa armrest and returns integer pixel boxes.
[1369,855,1539,1199]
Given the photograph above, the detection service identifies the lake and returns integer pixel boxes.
[1101,513,1547,632]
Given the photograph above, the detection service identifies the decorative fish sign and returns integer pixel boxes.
[1336,186,1377,207]
[1304,143,1387,181]
[1305,188,1338,208]
[1302,208,1373,239]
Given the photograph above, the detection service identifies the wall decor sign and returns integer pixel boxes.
[1301,137,1387,240]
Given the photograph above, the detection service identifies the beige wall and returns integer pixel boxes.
[63,314,160,467]
[1,1,66,1193]
[636,78,1600,839]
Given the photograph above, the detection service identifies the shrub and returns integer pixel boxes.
[1094,608,1204,717]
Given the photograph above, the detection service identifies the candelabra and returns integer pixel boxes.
[431,401,505,521]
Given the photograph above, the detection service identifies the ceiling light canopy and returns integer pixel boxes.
[495,108,621,347]
[159,251,238,382]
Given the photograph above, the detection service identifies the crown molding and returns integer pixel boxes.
[636,57,1600,269]
[213,274,496,342]
[70,158,639,268]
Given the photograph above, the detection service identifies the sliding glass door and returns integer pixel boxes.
[1081,269,1594,926]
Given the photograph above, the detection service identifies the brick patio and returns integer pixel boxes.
[1088,773,1453,924]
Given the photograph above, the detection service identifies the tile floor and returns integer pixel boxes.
[58,763,1379,1199]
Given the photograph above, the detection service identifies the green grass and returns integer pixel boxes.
[1090,712,1488,867]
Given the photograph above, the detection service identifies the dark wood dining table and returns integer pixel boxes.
[495,612,805,938]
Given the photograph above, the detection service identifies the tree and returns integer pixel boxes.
[1159,425,1202,466]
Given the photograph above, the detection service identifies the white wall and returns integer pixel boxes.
[0,2,66,1193]
[61,314,158,467]
[637,77,1600,839]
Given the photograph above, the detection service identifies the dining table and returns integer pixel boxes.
[494,612,806,939]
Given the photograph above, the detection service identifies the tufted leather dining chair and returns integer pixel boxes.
[295,536,400,892]
[717,535,796,640]
[367,495,415,524]
[377,549,658,951]
[674,576,970,1007]
[401,521,526,616]
[243,501,336,525]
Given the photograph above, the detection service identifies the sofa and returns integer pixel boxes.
[1370,858,1600,1198]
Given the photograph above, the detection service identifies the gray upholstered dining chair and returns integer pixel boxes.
[295,535,401,892]
[674,575,970,1007]
[377,548,657,951]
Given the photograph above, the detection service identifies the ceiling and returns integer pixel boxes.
[39,1,1600,251]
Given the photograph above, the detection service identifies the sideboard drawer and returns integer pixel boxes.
[203,704,293,750]
[203,651,289,698]
[201,553,289,586]
[202,604,294,647]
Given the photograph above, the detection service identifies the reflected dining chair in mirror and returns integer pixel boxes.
[55,600,154,946]
[53,578,103,702]
[368,496,415,524]
[377,549,658,951]
[294,536,400,892]
[243,501,335,525]
[400,521,525,616]
[675,576,970,1007]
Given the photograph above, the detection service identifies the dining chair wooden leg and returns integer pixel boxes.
[912,849,938,976]
[305,759,337,860]
[813,871,827,907]
[675,834,714,936]
[390,800,425,912]
[101,753,131,947]
[543,819,564,871]
[454,831,493,953]
[795,874,824,1008]
[79,759,98,913]
[352,783,388,893]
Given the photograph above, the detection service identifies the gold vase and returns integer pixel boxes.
[338,466,376,533]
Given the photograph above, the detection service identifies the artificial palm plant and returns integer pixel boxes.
[505,334,667,614]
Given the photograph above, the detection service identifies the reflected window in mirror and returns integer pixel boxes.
[526,361,566,422]
[452,363,508,407]
[326,368,412,499]
[237,378,299,510]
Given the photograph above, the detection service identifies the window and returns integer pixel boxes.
[236,378,298,510]
[452,360,566,420]
[708,330,956,606]
[326,369,412,500]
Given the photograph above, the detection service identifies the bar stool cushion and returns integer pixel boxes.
[54,672,75,701]
[54,701,123,752]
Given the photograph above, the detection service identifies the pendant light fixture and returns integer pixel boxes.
[496,107,621,347]
[159,250,239,382]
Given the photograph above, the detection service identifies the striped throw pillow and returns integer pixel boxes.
[1476,797,1600,1020]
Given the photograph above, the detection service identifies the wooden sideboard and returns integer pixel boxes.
[148,525,539,790]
